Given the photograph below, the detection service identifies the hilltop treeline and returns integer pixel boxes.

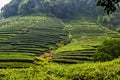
[1,0,102,18]
[0,0,120,31]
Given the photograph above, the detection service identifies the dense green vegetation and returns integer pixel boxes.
[0,15,69,53]
[1,0,102,18]
[1,0,120,30]
[0,58,119,80]
[94,38,120,62]
[0,53,35,68]
[50,18,120,64]
[0,14,70,67]
[0,0,119,79]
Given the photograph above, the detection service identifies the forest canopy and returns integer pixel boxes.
[0,0,102,18]
[0,0,120,18]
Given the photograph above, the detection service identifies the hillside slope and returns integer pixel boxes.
[0,15,70,54]
[50,18,120,63]
[0,14,70,67]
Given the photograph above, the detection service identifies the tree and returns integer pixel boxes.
[93,39,120,62]
[1,0,120,18]
[96,0,120,14]
[18,0,35,15]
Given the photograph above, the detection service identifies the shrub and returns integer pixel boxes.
[93,52,113,62]
[93,39,120,62]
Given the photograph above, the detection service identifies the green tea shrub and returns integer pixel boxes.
[93,39,120,62]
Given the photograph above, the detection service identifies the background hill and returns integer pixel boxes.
[1,0,100,18]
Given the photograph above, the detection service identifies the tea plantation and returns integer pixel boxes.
[50,18,120,64]
[0,15,119,79]
[0,0,119,79]
[0,58,120,80]
[0,15,70,67]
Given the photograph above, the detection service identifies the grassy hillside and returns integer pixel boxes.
[0,14,70,67]
[0,58,120,80]
[50,18,120,63]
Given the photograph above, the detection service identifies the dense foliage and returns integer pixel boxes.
[0,15,70,67]
[1,0,21,18]
[94,39,120,62]
[0,58,120,80]
[0,1,119,79]
[0,15,69,54]
[1,0,120,31]
[1,0,103,18]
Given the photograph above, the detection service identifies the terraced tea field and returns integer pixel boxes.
[0,53,34,68]
[0,15,70,67]
[51,50,95,64]
[50,18,120,64]
[0,15,119,66]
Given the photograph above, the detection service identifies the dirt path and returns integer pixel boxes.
[40,50,56,59]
